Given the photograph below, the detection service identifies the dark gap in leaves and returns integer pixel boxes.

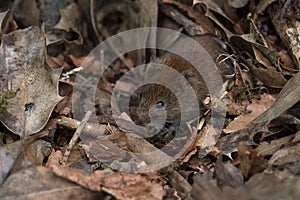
[253,131,263,144]
[263,128,296,142]
[65,31,80,42]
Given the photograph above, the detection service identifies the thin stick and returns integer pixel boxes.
[90,0,102,41]
[90,0,133,68]
[60,110,92,165]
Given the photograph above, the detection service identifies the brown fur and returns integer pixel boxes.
[129,35,230,129]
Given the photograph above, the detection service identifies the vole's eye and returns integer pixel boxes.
[156,101,165,109]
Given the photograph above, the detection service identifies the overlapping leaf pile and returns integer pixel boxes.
[0,0,300,199]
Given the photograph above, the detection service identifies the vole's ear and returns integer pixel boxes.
[129,92,139,107]
[182,71,199,85]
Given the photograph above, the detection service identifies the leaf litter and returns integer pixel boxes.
[0,0,300,199]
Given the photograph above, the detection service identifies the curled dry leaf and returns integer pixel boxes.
[193,0,235,38]
[0,10,9,37]
[0,26,63,137]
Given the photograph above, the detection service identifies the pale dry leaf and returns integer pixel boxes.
[253,71,300,124]
[224,94,275,133]
[0,26,63,137]
[0,141,23,185]
[269,142,300,166]
[82,137,127,163]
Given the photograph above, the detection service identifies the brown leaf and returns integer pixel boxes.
[244,171,300,199]
[0,26,63,137]
[191,176,224,200]
[102,172,165,200]
[54,2,83,44]
[253,71,300,124]
[224,94,275,133]
[12,0,39,28]
[51,164,105,191]
[193,0,235,38]
[82,136,127,163]
[51,165,165,200]
[163,0,214,34]
[0,166,101,199]
[237,142,268,178]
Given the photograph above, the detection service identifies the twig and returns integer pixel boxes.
[89,0,133,68]
[90,0,102,42]
[60,110,92,165]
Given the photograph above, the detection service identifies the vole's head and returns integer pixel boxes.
[129,83,181,127]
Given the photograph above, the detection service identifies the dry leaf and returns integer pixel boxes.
[192,176,224,200]
[0,10,9,36]
[12,0,39,28]
[269,142,300,167]
[215,156,244,188]
[0,141,23,185]
[0,166,101,199]
[0,26,63,137]
[94,0,158,65]
[51,165,165,200]
[253,71,300,124]
[237,142,268,178]
[54,2,83,44]
[102,172,165,200]
[224,94,275,133]
[82,137,127,163]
